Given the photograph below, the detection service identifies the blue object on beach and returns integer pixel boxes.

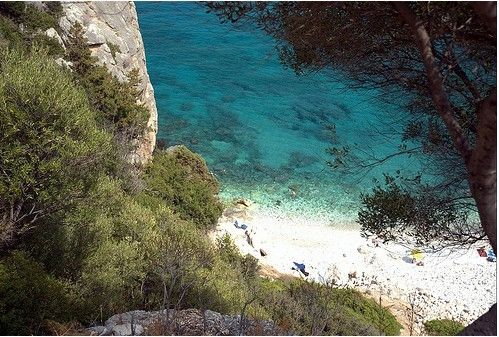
[487,250,496,262]
[292,262,309,277]
[293,262,306,270]
[234,220,248,230]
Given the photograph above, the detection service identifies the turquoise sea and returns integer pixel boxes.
[136,2,420,226]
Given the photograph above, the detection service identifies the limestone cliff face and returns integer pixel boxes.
[58,1,157,164]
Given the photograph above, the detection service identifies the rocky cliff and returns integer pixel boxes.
[56,1,157,164]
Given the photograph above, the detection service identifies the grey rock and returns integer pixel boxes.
[45,28,65,48]
[55,57,72,69]
[93,308,283,336]
[111,323,144,336]
[204,310,230,335]
[87,325,106,335]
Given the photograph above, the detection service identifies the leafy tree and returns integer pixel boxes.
[0,47,112,252]
[152,214,214,329]
[358,174,484,247]
[65,22,96,76]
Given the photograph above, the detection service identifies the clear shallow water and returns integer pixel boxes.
[136,2,419,225]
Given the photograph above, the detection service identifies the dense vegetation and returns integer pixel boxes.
[0,3,402,335]
[424,319,465,336]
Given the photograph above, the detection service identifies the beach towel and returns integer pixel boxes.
[410,249,424,262]
[487,250,496,262]
[293,262,306,270]
[292,262,309,276]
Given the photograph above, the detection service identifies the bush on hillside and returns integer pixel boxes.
[0,47,112,250]
[142,146,223,229]
[256,278,401,336]
[0,251,71,335]
[0,2,61,31]
[0,5,64,56]
[0,15,23,48]
[332,288,402,335]
[424,319,465,336]
[217,233,260,279]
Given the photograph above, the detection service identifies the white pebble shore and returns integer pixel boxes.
[211,203,496,334]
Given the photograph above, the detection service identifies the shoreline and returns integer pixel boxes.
[210,200,497,334]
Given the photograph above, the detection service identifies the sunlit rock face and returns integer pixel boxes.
[58,1,158,165]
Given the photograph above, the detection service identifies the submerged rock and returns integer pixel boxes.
[235,198,253,207]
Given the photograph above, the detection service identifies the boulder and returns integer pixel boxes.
[45,28,64,48]
[112,323,144,336]
[92,308,282,336]
[55,57,73,69]
[87,326,107,336]
[204,310,231,335]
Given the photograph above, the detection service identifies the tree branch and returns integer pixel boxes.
[394,2,472,164]
[471,2,497,38]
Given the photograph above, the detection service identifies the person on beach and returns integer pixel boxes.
[292,262,309,277]
[234,220,248,230]
[245,230,254,247]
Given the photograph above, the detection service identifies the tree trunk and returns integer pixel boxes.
[393,2,497,254]
[395,4,497,336]
[468,89,497,254]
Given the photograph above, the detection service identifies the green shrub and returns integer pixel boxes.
[0,251,71,335]
[142,146,223,229]
[332,288,402,335]
[21,4,59,31]
[0,47,112,249]
[0,2,26,20]
[0,2,59,31]
[45,1,64,22]
[0,10,64,55]
[107,41,121,59]
[255,278,401,336]
[424,319,465,336]
[217,233,260,279]
[65,22,149,139]
[61,177,159,319]
[31,34,64,56]
[0,15,23,48]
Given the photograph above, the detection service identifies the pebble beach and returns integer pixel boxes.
[211,201,497,335]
